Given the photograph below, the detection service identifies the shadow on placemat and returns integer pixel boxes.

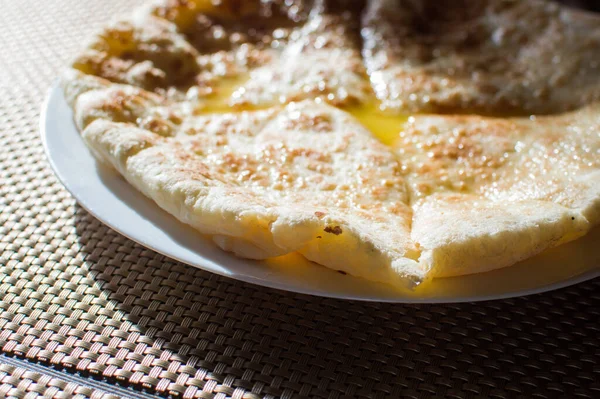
[53,205,598,399]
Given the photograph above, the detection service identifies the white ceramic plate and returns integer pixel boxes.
[41,83,600,302]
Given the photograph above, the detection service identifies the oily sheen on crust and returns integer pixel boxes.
[65,71,423,287]
[62,0,600,288]
[362,0,600,114]
[401,110,600,277]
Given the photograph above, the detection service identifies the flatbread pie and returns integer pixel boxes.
[62,0,600,288]
[362,0,600,114]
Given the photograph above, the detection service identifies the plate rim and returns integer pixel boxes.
[40,82,600,303]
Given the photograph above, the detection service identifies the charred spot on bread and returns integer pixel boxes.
[324,226,343,235]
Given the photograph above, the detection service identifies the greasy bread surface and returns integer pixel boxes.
[63,0,600,288]
[362,0,600,114]
[401,110,600,277]
[69,77,422,286]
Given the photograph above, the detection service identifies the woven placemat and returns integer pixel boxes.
[0,361,119,399]
[1,1,600,398]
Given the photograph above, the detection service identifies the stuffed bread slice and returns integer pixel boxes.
[399,107,600,277]
[63,71,424,287]
[362,0,600,114]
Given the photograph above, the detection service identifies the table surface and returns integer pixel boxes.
[1,1,600,398]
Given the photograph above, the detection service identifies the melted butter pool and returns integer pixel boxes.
[195,76,409,145]
[346,103,408,146]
